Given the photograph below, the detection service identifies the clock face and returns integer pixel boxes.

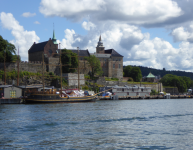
[49,49,52,55]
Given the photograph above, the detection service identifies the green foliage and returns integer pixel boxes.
[49,72,55,76]
[134,65,193,80]
[84,55,103,78]
[0,35,18,63]
[82,85,89,90]
[84,75,90,79]
[105,77,111,81]
[61,49,78,73]
[123,65,142,82]
[160,74,188,93]
[111,77,119,81]
[150,89,159,95]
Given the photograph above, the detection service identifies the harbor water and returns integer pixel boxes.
[1,99,193,149]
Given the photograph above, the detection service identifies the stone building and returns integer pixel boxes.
[28,30,60,74]
[91,35,123,79]
[27,32,124,79]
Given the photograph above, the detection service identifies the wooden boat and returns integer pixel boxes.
[25,48,97,104]
[25,92,97,104]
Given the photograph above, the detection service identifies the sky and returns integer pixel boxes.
[1,0,193,72]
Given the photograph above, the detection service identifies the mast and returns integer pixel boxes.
[4,49,6,85]
[17,46,19,86]
[77,47,80,91]
[42,53,45,93]
[60,43,62,97]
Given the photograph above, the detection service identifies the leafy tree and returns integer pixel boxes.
[123,65,142,82]
[123,65,132,77]
[160,74,187,93]
[61,49,78,73]
[182,76,193,89]
[0,35,17,62]
[131,67,142,82]
[84,55,103,78]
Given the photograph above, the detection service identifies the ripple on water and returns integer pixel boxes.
[1,99,193,149]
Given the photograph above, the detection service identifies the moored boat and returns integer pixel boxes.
[25,90,97,104]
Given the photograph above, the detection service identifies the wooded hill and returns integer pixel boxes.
[125,66,193,80]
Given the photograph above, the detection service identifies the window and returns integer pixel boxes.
[113,64,115,68]
[119,58,121,61]
[10,90,16,98]
[119,64,121,68]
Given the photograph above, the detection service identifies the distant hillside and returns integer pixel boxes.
[124,66,193,80]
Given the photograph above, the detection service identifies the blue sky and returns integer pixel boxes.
[1,0,193,72]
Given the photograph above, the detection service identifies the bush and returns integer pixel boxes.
[150,89,158,95]
[82,85,89,90]
[111,77,119,81]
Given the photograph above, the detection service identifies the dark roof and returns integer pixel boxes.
[68,49,90,57]
[104,49,123,57]
[28,41,48,53]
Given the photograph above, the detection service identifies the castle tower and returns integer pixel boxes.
[96,35,105,53]
[52,30,58,44]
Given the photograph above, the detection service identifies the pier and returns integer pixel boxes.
[0,98,23,104]
[98,95,193,100]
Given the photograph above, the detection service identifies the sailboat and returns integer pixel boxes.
[25,48,97,103]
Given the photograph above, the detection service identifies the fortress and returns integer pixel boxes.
[1,31,124,79]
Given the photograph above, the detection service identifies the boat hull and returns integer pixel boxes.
[25,94,96,104]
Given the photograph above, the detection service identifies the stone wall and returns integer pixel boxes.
[163,87,179,95]
[48,57,60,75]
[62,73,85,86]
[0,61,46,73]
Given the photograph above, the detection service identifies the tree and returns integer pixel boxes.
[61,49,78,73]
[0,35,17,62]
[123,65,132,77]
[131,67,142,82]
[123,65,142,82]
[160,74,187,93]
[84,55,103,78]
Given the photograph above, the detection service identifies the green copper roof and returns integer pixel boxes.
[146,72,155,78]
[52,30,57,44]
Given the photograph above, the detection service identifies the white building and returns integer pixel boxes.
[112,85,151,97]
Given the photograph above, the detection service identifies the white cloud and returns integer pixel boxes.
[39,0,182,25]
[82,21,96,30]
[58,21,193,71]
[34,21,40,24]
[172,22,193,42]
[22,12,36,17]
[0,12,40,61]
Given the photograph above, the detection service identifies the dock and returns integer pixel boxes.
[98,95,193,100]
[0,98,24,104]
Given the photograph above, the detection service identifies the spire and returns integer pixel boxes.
[53,30,56,40]
[99,35,101,41]
[52,28,57,44]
